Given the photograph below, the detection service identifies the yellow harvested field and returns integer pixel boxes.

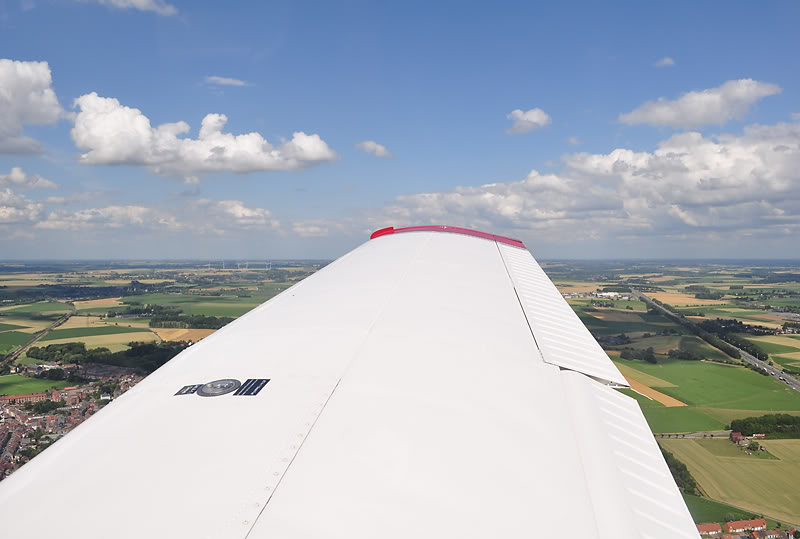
[43,332,158,348]
[648,292,728,306]
[628,379,686,407]
[649,275,680,282]
[660,438,800,525]
[0,318,50,333]
[553,281,600,294]
[58,316,104,329]
[586,310,643,323]
[73,298,121,308]
[153,328,215,342]
[122,320,152,328]
[612,360,677,387]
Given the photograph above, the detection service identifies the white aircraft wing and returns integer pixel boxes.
[0,226,699,538]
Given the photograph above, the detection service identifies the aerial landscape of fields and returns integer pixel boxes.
[546,260,800,528]
[2,257,800,530]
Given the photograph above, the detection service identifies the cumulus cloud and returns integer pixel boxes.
[506,108,551,134]
[566,136,583,146]
[87,0,177,16]
[654,57,675,67]
[0,188,42,223]
[619,79,781,129]
[70,93,336,178]
[194,199,280,229]
[0,167,57,189]
[205,76,247,87]
[355,140,392,158]
[342,121,800,246]
[0,59,65,153]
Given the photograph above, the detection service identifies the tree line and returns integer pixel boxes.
[730,414,800,438]
[697,319,769,360]
[659,445,698,495]
[26,342,190,375]
[112,303,234,330]
[648,299,743,359]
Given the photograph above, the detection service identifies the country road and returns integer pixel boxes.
[2,304,76,368]
[632,289,800,393]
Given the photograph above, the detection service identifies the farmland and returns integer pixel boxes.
[548,260,800,527]
[41,326,151,342]
[0,261,321,363]
[661,438,800,525]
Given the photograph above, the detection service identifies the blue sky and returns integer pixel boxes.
[1,0,799,259]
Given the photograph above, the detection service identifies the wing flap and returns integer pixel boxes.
[498,243,629,386]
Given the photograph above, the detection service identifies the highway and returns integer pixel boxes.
[632,289,800,393]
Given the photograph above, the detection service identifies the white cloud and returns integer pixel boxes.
[291,219,345,237]
[195,199,280,229]
[566,136,583,146]
[654,57,675,68]
[0,167,57,189]
[506,108,551,134]
[619,79,781,129]
[205,76,247,87]
[71,93,337,178]
[0,59,65,153]
[355,140,392,158]
[792,112,800,122]
[33,198,279,235]
[341,121,800,247]
[35,205,167,230]
[0,188,42,223]
[87,0,177,16]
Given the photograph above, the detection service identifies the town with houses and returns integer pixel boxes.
[697,518,797,538]
[0,366,144,480]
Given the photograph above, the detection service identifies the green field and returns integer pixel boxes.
[694,437,776,460]
[578,311,676,336]
[617,358,800,432]
[774,355,800,369]
[0,330,36,353]
[41,325,151,341]
[120,291,284,317]
[678,336,732,362]
[739,336,800,355]
[623,359,800,410]
[0,374,70,396]
[604,299,647,311]
[682,493,780,528]
[0,322,27,331]
[662,438,800,525]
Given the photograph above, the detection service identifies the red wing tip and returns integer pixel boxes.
[369,225,526,249]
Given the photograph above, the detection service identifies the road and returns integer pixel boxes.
[1,304,76,368]
[632,289,800,393]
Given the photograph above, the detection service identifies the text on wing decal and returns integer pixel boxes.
[174,379,270,397]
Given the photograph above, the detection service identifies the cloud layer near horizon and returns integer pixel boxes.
[303,120,800,249]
